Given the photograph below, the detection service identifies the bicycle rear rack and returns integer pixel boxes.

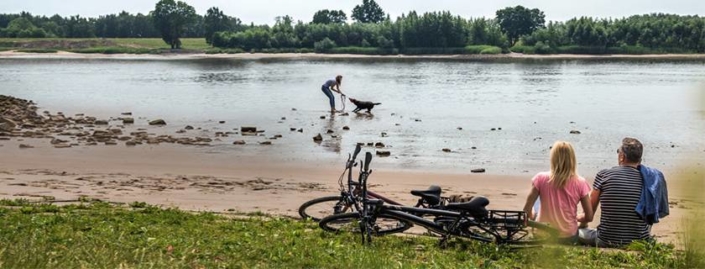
[487,210,527,229]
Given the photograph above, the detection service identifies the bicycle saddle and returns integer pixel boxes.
[445,196,489,218]
[410,185,442,205]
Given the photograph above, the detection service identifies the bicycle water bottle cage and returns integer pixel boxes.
[410,185,442,206]
[445,196,490,219]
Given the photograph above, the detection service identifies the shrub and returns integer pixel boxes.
[465,45,502,54]
[314,37,336,53]
[510,45,536,54]
[329,46,397,55]
[16,48,58,53]
[479,46,502,54]
[401,47,464,55]
[533,41,553,54]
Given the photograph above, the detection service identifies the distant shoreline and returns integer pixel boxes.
[2,50,705,60]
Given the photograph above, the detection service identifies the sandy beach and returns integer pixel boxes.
[0,132,699,246]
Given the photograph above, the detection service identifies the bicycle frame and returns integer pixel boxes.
[368,203,510,243]
[336,145,414,213]
[353,145,535,245]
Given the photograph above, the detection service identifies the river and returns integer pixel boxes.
[1,56,703,176]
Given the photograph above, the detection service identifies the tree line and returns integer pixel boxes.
[211,12,508,54]
[1,0,705,53]
[0,11,161,38]
[520,14,705,53]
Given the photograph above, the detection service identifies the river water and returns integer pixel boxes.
[1,56,704,176]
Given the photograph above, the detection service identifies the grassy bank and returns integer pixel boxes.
[0,38,507,56]
[0,199,697,268]
[0,38,210,54]
[510,44,698,55]
[0,38,703,56]
[320,45,502,55]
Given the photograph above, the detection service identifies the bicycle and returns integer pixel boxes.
[299,144,450,235]
[319,150,559,246]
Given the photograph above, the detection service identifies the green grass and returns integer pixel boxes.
[510,45,537,54]
[0,200,695,268]
[511,44,699,55]
[0,38,210,54]
[204,48,245,54]
[465,45,503,55]
[15,48,59,53]
[0,38,698,56]
[330,46,398,55]
[68,47,160,54]
[322,46,503,55]
[112,38,210,50]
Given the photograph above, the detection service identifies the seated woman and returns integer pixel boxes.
[523,141,593,243]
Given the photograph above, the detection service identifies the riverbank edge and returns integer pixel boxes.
[2,50,705,60]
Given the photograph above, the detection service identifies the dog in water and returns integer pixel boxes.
[349,98,381,113]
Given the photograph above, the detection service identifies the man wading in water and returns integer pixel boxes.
[321,75,346,113]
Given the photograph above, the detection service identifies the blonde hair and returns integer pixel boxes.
[549,141,578,188]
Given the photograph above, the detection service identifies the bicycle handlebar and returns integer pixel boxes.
[352,144,362,163]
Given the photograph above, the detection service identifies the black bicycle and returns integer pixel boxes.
[319,149,558,246]
[299,144,448,233]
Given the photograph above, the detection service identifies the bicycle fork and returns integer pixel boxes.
[360,199,384,244]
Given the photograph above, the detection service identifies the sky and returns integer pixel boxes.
[1,0,703,25]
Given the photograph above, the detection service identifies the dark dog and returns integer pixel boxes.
[349,98,381,113]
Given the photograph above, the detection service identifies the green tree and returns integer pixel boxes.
[2,17,46,38]
[351,0,385,23]
[133,13,159,37]
[204,7,240,44]
[152,0,197,49]
[116,11,134,38]
[312,10,347,24]
[495,5,545,46]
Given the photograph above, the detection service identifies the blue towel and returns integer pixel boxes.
[636,165,669,225]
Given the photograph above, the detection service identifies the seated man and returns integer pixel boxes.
[578,137,667,247]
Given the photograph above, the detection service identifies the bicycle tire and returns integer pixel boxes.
[298,196,355,222]
[319,212,413,235]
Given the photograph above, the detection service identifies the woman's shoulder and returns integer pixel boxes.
[532,171,551,182]
[569,175,590,188]
[572,175,587,182]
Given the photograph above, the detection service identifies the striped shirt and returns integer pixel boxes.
[595,166,650,245]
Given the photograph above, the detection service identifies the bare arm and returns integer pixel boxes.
[578,189,600,225]
[579,194,594,223]
[523,187,540,220]
[334,84,344,96]
[589,189,600,218]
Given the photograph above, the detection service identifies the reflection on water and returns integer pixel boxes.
[1,57,704,174]
[320,114,341,153]
[195,73,247,84]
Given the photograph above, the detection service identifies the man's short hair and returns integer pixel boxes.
[621,137,643,163]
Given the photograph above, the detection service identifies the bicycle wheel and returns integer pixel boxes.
[319,212,412,235]
[298,196,354,222]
